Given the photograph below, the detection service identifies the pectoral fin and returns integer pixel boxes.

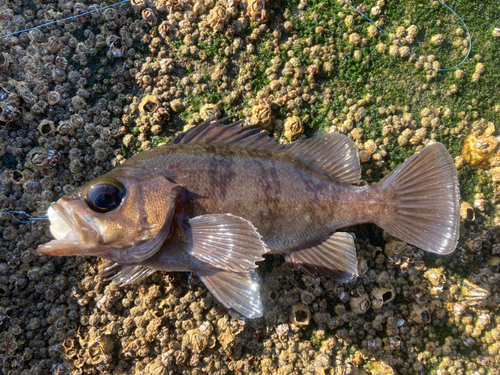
[285,232,358,282]
[99,260,155,286]
[187,214,267,318]
[187,214,269,272]
[197,266,263,318]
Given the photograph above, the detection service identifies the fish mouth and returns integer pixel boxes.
[37,201,99,256]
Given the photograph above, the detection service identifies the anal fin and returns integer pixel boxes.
[99,260,155,286]
[285,232,358,282]
[197,266,263,318]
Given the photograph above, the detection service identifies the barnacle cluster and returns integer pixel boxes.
[0,0,499,374]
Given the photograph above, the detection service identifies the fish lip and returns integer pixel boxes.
[37,200,99,256]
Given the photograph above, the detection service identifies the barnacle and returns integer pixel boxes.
[247,0,268,23]
[461,279,490,305]
[47,91,61,105]
[371,287,395,308]
[291,303,311,326]
[0,102,21,124]
[87,335,114,365]
[139,95,161,116]
[206,2,228,32]
[57,121,75,136]
[200,104,221,121]
[38,119,56,136]
[108,37,127,58]
[410,304,431,324]
[424,268,446,288]
[71,95,86,110]
[284,116,303,141]
[182,328,208,354]
[462,119,499,167]
[159,21,175,39]
[350,294,371,315]
[142,8,157,24]
[250,104,273,130]
[25,147,49,169]
[384,240,407,257]
[0,52,10,71]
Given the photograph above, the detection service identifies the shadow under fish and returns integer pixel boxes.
[37,119,460,318]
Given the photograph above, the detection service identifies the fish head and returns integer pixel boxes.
[37,167,181,263]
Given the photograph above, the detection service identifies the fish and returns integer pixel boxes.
[37,118,460,318]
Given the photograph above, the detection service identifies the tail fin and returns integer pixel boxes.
[376,143,460,255]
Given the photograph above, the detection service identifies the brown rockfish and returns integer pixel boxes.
[38,119,460,318]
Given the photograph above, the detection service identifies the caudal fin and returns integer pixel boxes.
[376,143,460,255]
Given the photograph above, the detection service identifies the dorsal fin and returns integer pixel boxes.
[173,118,286,152]
[173,119,361,184]
[288,132,361,184]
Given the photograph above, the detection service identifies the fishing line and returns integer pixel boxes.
[0,0,129,40]
[0,210,48,223]
[0,0,471,72]
[341,0,472,71]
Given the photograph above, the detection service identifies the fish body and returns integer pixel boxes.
[117,142,381,253]
[38,119,460,317]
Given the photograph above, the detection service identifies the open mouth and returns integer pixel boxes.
[47,205,77,241]
[37,203,83,256]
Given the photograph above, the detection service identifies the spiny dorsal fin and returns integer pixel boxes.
[174,119,361,184]
[99,260,155,286]
[285,232,358,282]
[173,118,286,152]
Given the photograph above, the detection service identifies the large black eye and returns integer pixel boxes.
[85,178,125,213]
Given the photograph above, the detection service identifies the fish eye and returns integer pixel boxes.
[85,178,125,213]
